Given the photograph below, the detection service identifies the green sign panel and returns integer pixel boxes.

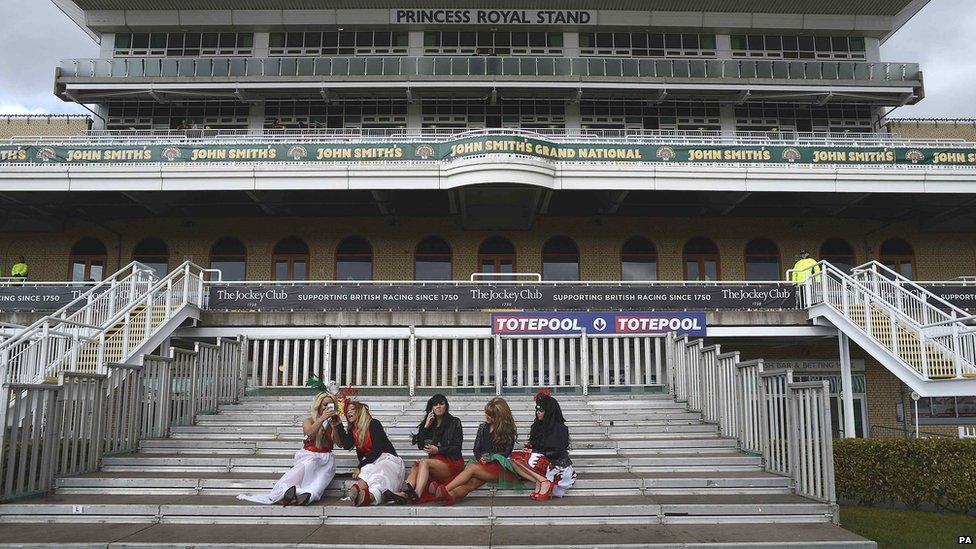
[0,135,972,166]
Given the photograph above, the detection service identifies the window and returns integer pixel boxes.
[621,237,657,281]
[336,237,372,280]
[106,100,249,130]
[415,236,452,281]
[422,99,565,130]
[132,237,169,279]
[269,31,408,56]
[70,238,107,282]
[683,237,719,281]
[542,237,580,281]
[745,238,781,281]
[731,34,866,60]
[210,237,247,281]
[273,237,309,281]
[114,32,253,57]
[917,396,976,422]
[820,238,855,273]
[579,32,716,57]
[879,238,915,279]
[734,104,873,133]
[478,236,516,275]
[581,101,721,131]
[264,100,408,129]
[424,31,562,56]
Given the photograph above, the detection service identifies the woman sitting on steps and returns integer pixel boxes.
[334,399,404,506]
[390,394,464,504]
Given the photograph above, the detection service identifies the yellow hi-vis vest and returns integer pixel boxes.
[791,258,820,284]
[10,262,28,277]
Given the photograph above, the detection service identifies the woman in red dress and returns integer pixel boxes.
[428,396,518,504]
[391,394,464,503]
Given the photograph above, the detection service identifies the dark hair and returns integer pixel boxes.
[529,394,566,447]
[416,393,450,432]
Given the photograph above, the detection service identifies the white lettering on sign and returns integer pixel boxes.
[391,10,594,25]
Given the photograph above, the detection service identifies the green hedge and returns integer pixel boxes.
[834,438,976,513]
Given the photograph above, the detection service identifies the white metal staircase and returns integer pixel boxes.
[0,261,210,385]
[796,260,976,397]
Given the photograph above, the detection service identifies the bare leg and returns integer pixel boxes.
[448,478,485,501]
[445,464,477,492]
[422,458,453,486]
[511,460,551,494]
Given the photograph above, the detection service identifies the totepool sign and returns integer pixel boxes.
[491,312,707,336]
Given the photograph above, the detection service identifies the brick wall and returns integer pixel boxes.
[0,115,91,139]
[1,214,973,282]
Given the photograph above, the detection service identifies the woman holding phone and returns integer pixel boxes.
[390,394,463,503]
[238,392,340,506]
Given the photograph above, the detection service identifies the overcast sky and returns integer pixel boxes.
[0,0,974,118]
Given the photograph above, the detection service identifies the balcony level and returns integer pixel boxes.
[55,57,922,106]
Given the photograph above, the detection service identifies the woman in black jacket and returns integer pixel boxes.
[392,394,463,503]
[333,400,403,506]
[429,396,518,504]
[510,391,576,501]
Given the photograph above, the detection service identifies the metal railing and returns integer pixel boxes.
[0,337,244,502]
[58,56,920,85]
[9,127,968,149]
[245,330,663,394]
[794,260,976,380]
[0,262,210,385]
[666,334,837,509]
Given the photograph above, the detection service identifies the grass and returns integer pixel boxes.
[841,505,976,549]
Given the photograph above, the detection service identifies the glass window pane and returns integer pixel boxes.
[212,260,246,281]
[622,259,657,281]
[703,260,718,281]
[293,260,307,280]
[71,261,87,282]
[116,33,132,49]
[337,259,372,280]
[132,33,150,49]
[89,262,104,281]
[686,261,700,281]
[416,258,451,280]
[548,32,563,47]
[543,259,579,281]
[275,260,289,280]
[746,258,780,281]
[700,34,716,50]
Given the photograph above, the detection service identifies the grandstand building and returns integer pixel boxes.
[0,1,975,542]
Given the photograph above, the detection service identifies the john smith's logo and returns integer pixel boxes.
[906,150,925,164]
[162,147,181,161]
[655,146,676,161]
[287,146,308,160]
[36,148,56,162]
[782,148,801,163]
[415,145,435,159]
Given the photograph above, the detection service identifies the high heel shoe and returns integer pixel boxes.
[429,481,455,506]
[383,490,408,505]
[402,482,420,502]
[531,480,555,501]
[295,492,312,506]
[280,485,298,506]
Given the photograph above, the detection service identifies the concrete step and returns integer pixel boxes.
[0,493,829,526]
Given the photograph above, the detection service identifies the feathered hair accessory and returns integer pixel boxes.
[306,377,357,413]
[534,387,552,401]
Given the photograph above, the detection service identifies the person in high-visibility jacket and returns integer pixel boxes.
[10,256,28,279]
[790,251,820,284]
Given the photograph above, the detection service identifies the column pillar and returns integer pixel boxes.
[719,105,736,135]
[565,103,581,132]
[407,102,422,132]
[408,31,425,56]
[252,32,270,58]
[838,331,857,438]
[248,102,266,130]
[715,34,733,59]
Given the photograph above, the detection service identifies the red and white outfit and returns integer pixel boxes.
[238,430,336,505]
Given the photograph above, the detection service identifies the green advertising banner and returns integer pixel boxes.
[1,135,973,166]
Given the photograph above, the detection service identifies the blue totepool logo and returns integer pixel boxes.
[592,318,607,332]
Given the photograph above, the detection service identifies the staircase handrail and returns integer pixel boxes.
[33,261,211,380]
[851,260,970,319]
[796,260,955,329]
[922,314,976,329]
[0,261,156,351]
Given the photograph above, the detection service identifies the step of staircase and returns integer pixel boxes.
[0,392,868,546]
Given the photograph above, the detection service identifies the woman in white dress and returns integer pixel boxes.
[334,400,404,506]
[238,392,340,506]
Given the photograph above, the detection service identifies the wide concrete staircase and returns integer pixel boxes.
[0,392,873,547]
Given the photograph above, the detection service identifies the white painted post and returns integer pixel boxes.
[408,326,416,397]
[837,331,856,438]
[580,329,589,396]
[493,334,502,396]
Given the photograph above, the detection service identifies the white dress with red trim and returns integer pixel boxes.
[237,430,336,504]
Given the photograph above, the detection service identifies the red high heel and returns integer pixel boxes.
[532,479,556,501]
[429,481,455,506]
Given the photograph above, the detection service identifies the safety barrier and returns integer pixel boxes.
[0,337,243,502]
[666,334,836,507]
[245,331,664,393]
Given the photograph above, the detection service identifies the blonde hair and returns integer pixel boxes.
[348,401,373,448]
[311,393,339,448]
[485,397,517,449]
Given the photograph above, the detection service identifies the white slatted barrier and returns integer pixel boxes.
[101,364,143,456]
[586,335,662,389]
[140,355,173,439]
[193,342,221,415]
[417,335,495,390]
[674,338,837,509]
[0,383,60,501]
[170,348,199,427]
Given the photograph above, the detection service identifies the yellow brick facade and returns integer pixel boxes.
[0,115,91,139]
[1,215,973,282]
